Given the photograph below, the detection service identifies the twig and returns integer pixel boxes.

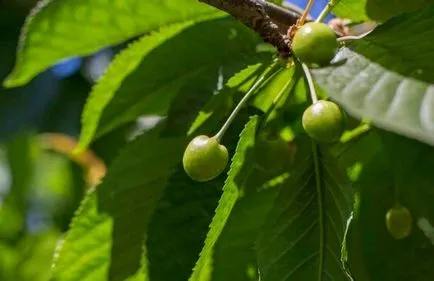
[199,0,300,57]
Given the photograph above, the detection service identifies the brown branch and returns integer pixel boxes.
[199,0,301,58]
[264,2,301,31]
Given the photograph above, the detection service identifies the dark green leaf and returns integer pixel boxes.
[344,131,434,281]
[313,6,434,146]
[4,0,218,87]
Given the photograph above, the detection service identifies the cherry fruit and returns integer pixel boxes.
[183,135,229,182]
[385,205,413,240]
[292,22,339,67]
[302,100,345,143]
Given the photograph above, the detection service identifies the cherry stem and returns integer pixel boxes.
[338,29,374,42]
[301,63,318,104]
[214,61,281,141]
[316,0,339,23]
[298,0,315,26]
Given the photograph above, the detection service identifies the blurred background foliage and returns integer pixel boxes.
[0,1,119,280]
[0,0,330,280]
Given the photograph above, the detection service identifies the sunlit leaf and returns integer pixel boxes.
[313,6,434,146]
[78,17,269,151]
[52,124,185,281]
[4,0,218,87]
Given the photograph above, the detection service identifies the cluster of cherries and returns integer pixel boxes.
[183,22,342,182]
[182,22,413,240]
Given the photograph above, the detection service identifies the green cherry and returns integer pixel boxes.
[385,205,413,240]
[183,135,229,182]
[292,22,339,67]
[302,100,345,143]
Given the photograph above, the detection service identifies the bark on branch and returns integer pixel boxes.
[199,0,301,57]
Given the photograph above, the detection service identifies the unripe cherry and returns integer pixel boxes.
[302,100,345,143]
[385,205,413,240]
[183,135,229,182]
[292,22,339,67]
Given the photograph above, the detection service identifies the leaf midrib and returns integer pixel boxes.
[311,141,325,281]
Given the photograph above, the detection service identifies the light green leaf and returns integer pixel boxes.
[76,21,196,152]
[343,131,434,281]
[313,6,434,146]
[4,0,218,87]
[188,63,268,135]
[51,124,186,281]
[78,17,269,151]
[333,0,369,22]
[252,65,295,113]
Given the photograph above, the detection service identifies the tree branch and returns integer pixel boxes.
[264,2,301,31]
[199,0,301,58]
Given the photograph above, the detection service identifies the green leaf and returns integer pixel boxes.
[341,214,370,281]
[78,17,269,151]
[4,0,218,87]
[4,132,34,213]
[146,109,253,281]
[0,133,34,240]
[251,66,294,113]
[188,63,268,135]
[189,63,299,281]
[313,6,434,146]
[333,0,369,22]
[344,131,434,281]
[18,231,61,281]
[365,0,430,21]
[190,116,282,281]
[76,21,196,152]
[256,137,353,281]
[51,56,249,280]
[51,124,186,281]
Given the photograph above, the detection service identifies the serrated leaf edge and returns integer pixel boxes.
[188,116,258,281]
